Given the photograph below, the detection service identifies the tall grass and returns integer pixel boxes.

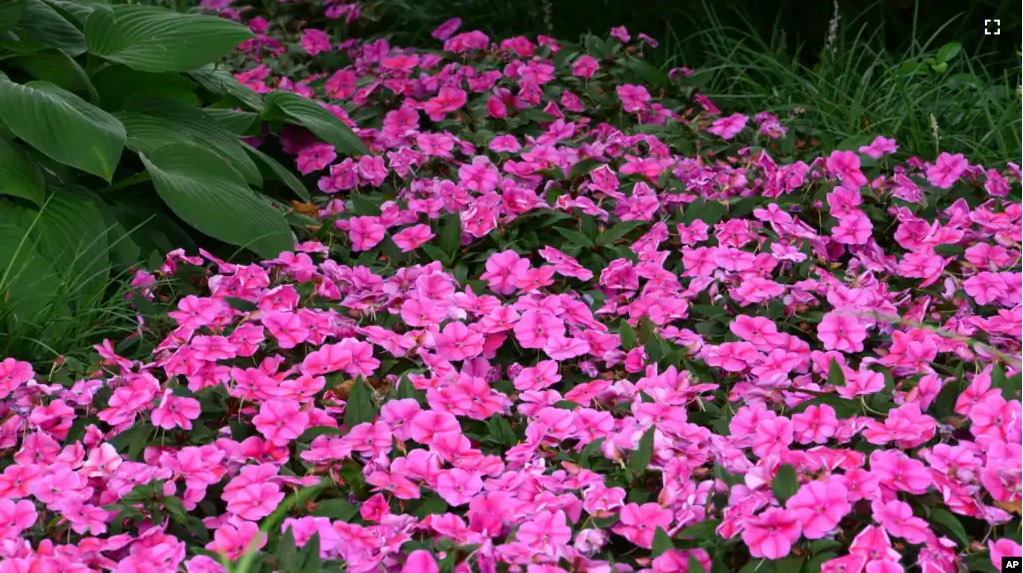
[664,0,1022,165]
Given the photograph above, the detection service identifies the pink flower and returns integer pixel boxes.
[791,404,839,444]
[925,152,968,189]
[206,521,266,560]
[410,410,460,445]
[433,322,485,361]
[817,312,868,353]
[300,29,331,56]
[989,539,1023,571]
[392,224,436,252]
[480,250,531,295]
[832,213,873,245]
[707,113,748,140]
[741,508,802,559]
[858,136,898,159]
[572,55,599,78]
[871,499,931,544]
[613,503,672,548]
[296,143,336,174]
[518,509,573,552]
[346,216,387,251]
[435,468,483,506]
[513,310,565,349]
[0,358,33,399]
[431,17,462,41]
[252,399,309,446]
[753,416,793,458]
[403,550,440,573]
[513,360,561,391]
[151,391,202,430]
[0,499,37,539]
[786,480,851,538]
[616,84,651,113]
[610,26,631,42]
[226,482,285,521]
[825,150,868,187]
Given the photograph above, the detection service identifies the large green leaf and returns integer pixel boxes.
[244,143,310,201]
[262,90,368,155]
[189,64,264,110]
[5,49,95,94]
[117,97,261,186]
[84,5,253,73]
[0,78,125,181]
[0,222,63,322]
[139,142,293,258]
[0,0,26,33]
[29,189,110,300]
[90,65,198,111]
[15,0,85,54]
[0,139,45,205]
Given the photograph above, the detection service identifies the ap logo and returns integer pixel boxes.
[1004,557,1022,571]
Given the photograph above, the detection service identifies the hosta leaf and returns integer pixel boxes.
[91,65,198,111]
[243,143,310,201]
[84,5,254,73]
[262,90,368,155]
[0,0,26,33]
[189,64,264,110]
[0,223,63,321]
[139,142,293,259]
[202,108,257,135]
[5,49,95,94]
[117,97,262,187]
[0,139,45,205]
[30,189,110,299]
[15,0,85,54]
[0,78,125,181]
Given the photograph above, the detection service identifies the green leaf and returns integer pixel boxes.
[0,78,125,181]
[772,464,798,505]
[486,414,517,447]
[688,555,709,573]
[991,363,1019,401]
[84,5,254,73]
[568,158,604,179]
[651,526,674,557]
[774,557,804,573]
[436,212,461,260]
[623,57,669,88]
[395,374,425,406]
[678,519,720,541]
[15,0,85,55]
[139,142,293,259]
[262,90,368,155]
[935,42,961,64]
[827,359,846,386]
[553,226,593,247]
[189,64,264,110]
[0,0,26,33]
[276,526,300,571]
[805,552,838,573]
[0,223,63,320]
[413,494,448,517]
[681,200,726,225]
[0,139,44,205]
[5,49,95,94]
[243,144,310,201]
[929,508,968,546]
[619,320,638,351]
[311,498,358,521]
[342,377,378,428]
[31,189,110,299]
[91,65,198,111]
[117,97,262,186]
[628,425,655,474]
[597,220,644,246]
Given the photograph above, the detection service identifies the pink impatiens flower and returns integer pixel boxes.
[817,312,868,353]
[252,399,309,445]
[785,479,851,538]
[925,152,968,189]
[480,250,531,295]
[707,113,748,140]
[613,503,672,548]
[616,84,651,113]
[300,29,332,56]
[741,508,802,559]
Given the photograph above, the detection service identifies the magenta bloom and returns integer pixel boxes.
[300,28,331,56]
[817,312,868,353]
[707,113,748,140]
[925,152,968,188]
[786,480,851,538]
[741,508,802,559]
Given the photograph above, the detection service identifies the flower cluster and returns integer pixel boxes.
[0,4,1020,573]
